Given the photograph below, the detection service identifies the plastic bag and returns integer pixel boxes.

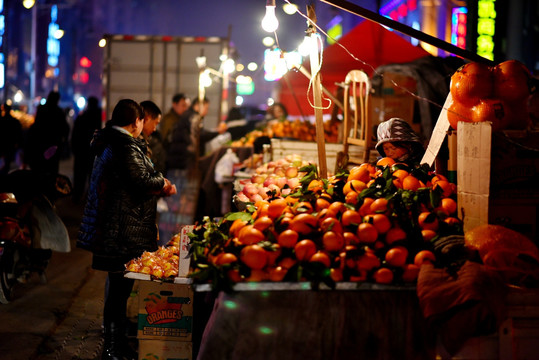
[215,148,239,184]
[207,132,232,154]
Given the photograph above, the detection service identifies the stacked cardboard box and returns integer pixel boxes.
[137,281,194,360]
[457,122,539,240]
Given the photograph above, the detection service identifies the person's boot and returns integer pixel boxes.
[101,322,124,360]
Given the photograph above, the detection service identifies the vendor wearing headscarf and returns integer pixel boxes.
[375,118,425,166]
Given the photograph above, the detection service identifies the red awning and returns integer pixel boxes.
[279,20,430,117]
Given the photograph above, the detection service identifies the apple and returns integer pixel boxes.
[236,193,250,203]
[276,177,288,189]
[287,177,300,189]
[263,176,276,187]
[285,166,299,178]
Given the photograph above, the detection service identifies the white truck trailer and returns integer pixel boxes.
[102,34,231,128]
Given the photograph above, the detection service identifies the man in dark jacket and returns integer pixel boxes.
[77,99,176,360]
[70,96,102,203]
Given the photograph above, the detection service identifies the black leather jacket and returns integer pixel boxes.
[77,125,164,272]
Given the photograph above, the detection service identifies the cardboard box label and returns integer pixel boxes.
[138,281,193,340]
[139,339,192,360]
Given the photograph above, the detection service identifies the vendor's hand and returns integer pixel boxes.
[217,121,228,134]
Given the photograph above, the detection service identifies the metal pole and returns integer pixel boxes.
[30,4,37,114]
[319,0,495,66]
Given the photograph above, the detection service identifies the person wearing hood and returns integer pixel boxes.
[77,99,176,360]
[375,117,425,166]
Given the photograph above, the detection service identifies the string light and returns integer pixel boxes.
[261,0,279,32]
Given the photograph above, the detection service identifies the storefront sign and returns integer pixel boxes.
[476,0,496,60]
[47,5,60,69]
[451,7,467,49]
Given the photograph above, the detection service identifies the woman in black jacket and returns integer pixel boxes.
[77,99,176,360]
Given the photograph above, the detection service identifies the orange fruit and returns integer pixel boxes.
[215,253,238,266]
[330,268,344,282]
[384,227,407,245]
[266,244,282,266]
[493,59,531,102]
[240,244,268,270]
[310,251,331,267]
[345,190,360,205]
[229,219,247,237]
[315,198,331,212]
[322,231,345,252]
[319,216,343,234]
[370,198,389,214]
[267,198,289,219]
[356,222,378,243]
[292,201,314,215]
[437,197,457,216]
[359,197,375,217]
[450,62,494,106]
[447,99,473,130]
[364,213,392,234]
[348,163,374,183]
[392,169,409,182]
[245,269,268,282]
[278,257,297,269]
[326,201,346,218]
[471,98,510,131]
[433,180,453,198]
[341,209,362,227]
[373,267,394,284]
[307,179,324,193]
[268,266,288,282]
[385,246,409,268]
[418,212,439,231]
[343,231,360,245]
[227,269,243,282]
[277,229,299,248]
[414,250,436,267]
[444,217,461,226]
[238,225,265,245]
[253,216,273,232]
[357,251,381,271]
[377,157,396,167]
[289,213,317,235]
[421,229,438,242]
[343,180,367,195]
[294,239,317,261]
[402,263,420,282]
[402,175,421,191]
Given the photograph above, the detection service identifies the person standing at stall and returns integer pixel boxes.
[160,93,189,148]
[77,99,176,360]
[70,96,102,203]
[24,90,70,174]
[140,100,167,174]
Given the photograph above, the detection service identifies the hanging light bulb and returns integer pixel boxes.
[261,0,279,33]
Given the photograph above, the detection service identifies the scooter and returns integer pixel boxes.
[0,169,72,303]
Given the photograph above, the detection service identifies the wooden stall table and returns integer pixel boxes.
[195,282,436,360]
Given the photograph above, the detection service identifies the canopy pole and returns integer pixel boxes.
[307,5,328,179]
[319,0,495,66]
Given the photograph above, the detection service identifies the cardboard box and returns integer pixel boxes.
[457,122,539,240]
[370,95,419,135]
[138,281,193,341]
[139,339,192,360]
[381,72,417,96]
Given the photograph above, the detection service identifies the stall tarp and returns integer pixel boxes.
[279,20,430,117]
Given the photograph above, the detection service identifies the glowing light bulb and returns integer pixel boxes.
[261,5,279,32]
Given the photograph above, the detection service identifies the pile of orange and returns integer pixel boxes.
[188,157,462,288]
[448,60,532,131]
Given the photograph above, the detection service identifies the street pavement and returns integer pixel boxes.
[0,157,138,360]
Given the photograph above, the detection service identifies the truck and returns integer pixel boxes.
[101,34,231,129]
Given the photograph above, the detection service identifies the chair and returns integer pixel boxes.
[339,69,373,170]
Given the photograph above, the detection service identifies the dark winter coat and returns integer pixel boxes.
[166,109,219,170]
[77,125,164,272]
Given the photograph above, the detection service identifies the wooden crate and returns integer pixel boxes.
[270,138,377,175]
